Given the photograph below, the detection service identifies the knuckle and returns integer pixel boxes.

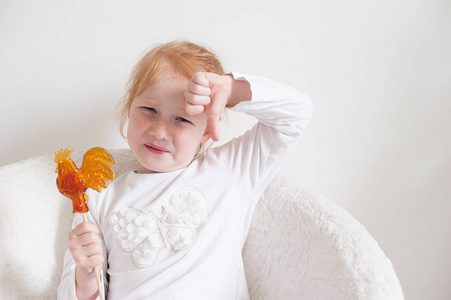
[89,223,99,233]
[78,260,90,270]
[73,252,83,265]
[88,233,100,244]
[68,238,79,252]
[96,255,104,265]
[93,243,102,254]
[191,84,200,94]
[78,222,89,231]
[68,240,75,251]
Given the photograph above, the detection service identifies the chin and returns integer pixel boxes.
[137,161,186,174]
[134,152,193,174]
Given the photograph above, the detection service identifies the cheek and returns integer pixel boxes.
[127,113,146,143]
[128,112,146,132]
[174,128,203,153]
[126,117,136,139]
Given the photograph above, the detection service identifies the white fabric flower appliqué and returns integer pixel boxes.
[109,186,209,268]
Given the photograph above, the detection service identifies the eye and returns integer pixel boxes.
[176,117,193,124]
[143,107,157,113]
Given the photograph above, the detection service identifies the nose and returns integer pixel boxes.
[149,119,171,140]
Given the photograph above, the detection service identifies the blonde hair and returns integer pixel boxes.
[118,41,225,138]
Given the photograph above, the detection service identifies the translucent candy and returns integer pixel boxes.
[54,147,114,213]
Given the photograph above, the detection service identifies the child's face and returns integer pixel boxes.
[127,73,210,173]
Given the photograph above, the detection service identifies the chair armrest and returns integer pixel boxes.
[243,176,404,300]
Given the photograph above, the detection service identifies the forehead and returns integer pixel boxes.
[155,70,188,88]
[137,72,188,100]
[150,63,190,87]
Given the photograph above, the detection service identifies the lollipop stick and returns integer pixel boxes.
[82,213,105,300]
[94,267,105,300]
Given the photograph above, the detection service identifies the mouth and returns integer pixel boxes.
[144,143,170,155]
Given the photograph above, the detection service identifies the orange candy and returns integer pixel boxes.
[54,147,115,213]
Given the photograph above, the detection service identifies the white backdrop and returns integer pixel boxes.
[1,0,450,299]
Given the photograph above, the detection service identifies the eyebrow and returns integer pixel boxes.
[135,98,192,117]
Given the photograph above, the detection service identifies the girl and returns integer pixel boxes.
[58,41,313,299]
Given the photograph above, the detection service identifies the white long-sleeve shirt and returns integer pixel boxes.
[58,73,313,299]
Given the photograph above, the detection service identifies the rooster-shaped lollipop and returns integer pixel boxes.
[54,147,114,300]
[54,147,114,213]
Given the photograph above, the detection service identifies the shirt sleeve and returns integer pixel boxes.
[208,72,314,200]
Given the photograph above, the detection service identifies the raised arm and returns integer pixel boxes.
[204,72,314,199]
[185,72,252,142]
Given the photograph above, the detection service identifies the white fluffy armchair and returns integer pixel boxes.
[0,149,404,299]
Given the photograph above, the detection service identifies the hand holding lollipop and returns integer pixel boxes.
[54,147,114,300]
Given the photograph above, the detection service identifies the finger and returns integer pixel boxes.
[186,103,205,116]
[83,242,103,257]
[78,253,104,274]
[71,222,99,236]
[71,239,103,266]
[191,72,210,87]
[81,231,102,246]
[69,230,101,253]
[185,91,211,106]
[207,114,221,142]
[73,242,102,258]
[185,90,210,116]
[188,79,211,96]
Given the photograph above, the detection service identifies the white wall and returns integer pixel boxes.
[1,0,450,299]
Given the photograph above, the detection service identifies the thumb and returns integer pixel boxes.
[207,113,221,142]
